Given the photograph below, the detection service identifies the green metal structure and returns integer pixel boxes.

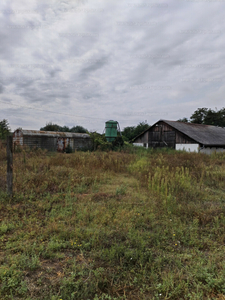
[105,120,118,142]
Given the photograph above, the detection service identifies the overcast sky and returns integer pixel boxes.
[0,0,225,132]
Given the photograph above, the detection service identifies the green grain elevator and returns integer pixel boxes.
[105,120,118,142]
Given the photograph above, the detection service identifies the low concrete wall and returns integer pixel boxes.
[175,144,199,152]
[200,147,225,154]
[133,143,148,148]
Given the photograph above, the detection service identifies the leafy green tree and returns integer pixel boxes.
[134,121,150,136]
[122,126,135,141]
[40,123,88,133]
[190,108,209,124]
[177,117,189,123]
[217,108,225,127]
[70,125,87,133]
[40,122,60,131]
[0,119,11,140]
[122,121,150,141]
[190,107,225,127]
[204,108,225,127]
[60,126,70,132]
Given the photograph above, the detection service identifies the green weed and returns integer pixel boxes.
[0,149,225,299]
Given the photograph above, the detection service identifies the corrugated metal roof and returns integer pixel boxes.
[15,129,90,139]
[132,120,225,146]
[161,120,225,146]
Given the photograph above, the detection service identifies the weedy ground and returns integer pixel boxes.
[1,145,225,300]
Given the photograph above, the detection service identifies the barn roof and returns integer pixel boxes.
[161,120,225,146]
[133,120,225,146]
[14,129,90,139]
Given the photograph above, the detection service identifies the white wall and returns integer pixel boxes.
[133,143,225,154]
[133,143,148,148]
[200,147,225,154]
[176,144,199,152]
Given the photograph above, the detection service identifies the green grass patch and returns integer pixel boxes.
[1,148,225,299]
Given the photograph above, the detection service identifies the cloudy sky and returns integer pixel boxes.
[0,0,224,132]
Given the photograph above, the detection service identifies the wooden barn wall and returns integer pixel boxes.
[134,121,199,149]
[134,131,148,143]
[134,121,197,148]
[148,122,176,148]
[175,131,196,144]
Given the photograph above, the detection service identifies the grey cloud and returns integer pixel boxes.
[0,84,4,93]
[79,57,109,79]
[48,68,62,77]
[1,0,225,132]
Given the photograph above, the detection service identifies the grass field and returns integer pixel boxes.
[1,145,225,299]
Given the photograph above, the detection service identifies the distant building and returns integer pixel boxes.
[13,129,92,152]
[132,120,225,154]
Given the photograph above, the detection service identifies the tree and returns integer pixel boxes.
[70,126,87,133]
[190,107,225,127]
[60,126,70,132]
[40,122,60,131]
[203,108,225,127]
[40,122,88,133]
[122,121,150,141]
[217,108,225,127]
[134,121,149,137]
[190,108,209,124]
[177,117,189,123]
[0,119,11,140]
[122,126,135,141]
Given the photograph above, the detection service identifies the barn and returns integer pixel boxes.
[132,120,225,154]
[13,129,92,152]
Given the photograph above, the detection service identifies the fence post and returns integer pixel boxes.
[7,135,13,196]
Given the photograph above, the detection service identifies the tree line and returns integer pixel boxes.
[1,107,225,141]
[40,121,150,142]
[178,107,225,127]
[40,122,87,133]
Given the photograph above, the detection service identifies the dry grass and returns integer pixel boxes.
[1,146,225,299]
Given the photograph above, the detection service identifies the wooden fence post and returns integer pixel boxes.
[7,135,13,196]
